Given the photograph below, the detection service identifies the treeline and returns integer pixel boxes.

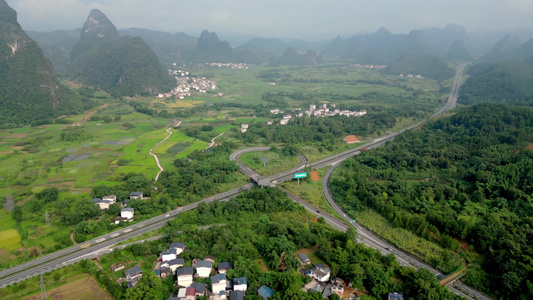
[330,103,533,299]
[460,60,533,106]
[234,106,429,147]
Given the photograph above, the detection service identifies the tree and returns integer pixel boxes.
[36,187,59,203]
[328,294,341,300]
[12,206,22,223]
[107,203,121,216]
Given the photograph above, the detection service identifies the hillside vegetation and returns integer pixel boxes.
[331,103,533,299]
[0,0,90,126]
[460,60,533,106]
[69,9,174,97]
[382,53,456,80]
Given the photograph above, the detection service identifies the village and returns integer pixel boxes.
[91,191,144,224]
[270,104,367,126]
[204,63,248,69]
[157,69,217,100]
[109,240,394,300]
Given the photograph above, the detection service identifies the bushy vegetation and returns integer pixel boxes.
[235,106,425,147]
[460,60,533,106]
[0,1,93,126]
[157,142,241,204]
[83,187,459,300]
[330,103,533,299]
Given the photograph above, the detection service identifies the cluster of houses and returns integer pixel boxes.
[205,63,248,69]
[298,253,345,298]
[349,64,386,69]
[299,253,347,298]
[268,104,367,126]
[239,123,249,133]
[157,71,216,100]
[92,191,144,224]
[399,73,424,79]
[135,242,260,300]
[298,254,404,300]
[122,247,402,299]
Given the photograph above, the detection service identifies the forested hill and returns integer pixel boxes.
[69,9,174,97]
[459,60,533,106]
[0,0,88,126]
[381,53,455,80]
[330,103,533,299]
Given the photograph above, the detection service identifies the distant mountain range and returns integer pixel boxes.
[0,0,89,126]
[68,9,174,97]
[27,21,533,68]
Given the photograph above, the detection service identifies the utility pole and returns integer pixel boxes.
[45,210,50,226]
[39,274,48,300]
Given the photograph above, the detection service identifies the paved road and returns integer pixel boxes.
[0,184,251,288]
[230,147,307,184]
[231,63,490,300]
[0,63,487,299]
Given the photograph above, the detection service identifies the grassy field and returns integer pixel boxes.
[280,168,341,218]
[239,150,302,177]
[0,229,21,251]
[352,210,463,274]
[24,276,113,300]
[23,275,113,300]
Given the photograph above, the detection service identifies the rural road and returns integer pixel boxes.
[206,132,224,150]
[150,121,181,183]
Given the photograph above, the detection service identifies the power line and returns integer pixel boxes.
[45,210,50,226]
[39,274,48,300]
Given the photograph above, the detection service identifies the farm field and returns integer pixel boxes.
[22,275,112,300]
[0,61,449,274]
[0,229,21,252]
[184,63,444,109]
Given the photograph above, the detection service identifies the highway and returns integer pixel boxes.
[0,63,489,299]
[0,184,251,288]
[231,63,490,300]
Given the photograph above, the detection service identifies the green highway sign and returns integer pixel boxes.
[294,172,307,179]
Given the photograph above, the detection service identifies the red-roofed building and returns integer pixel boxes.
[185,287,196,300]
[344,135,359,144]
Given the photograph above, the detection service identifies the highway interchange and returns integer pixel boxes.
[0,63,490,299]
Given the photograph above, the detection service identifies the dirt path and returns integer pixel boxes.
[206,132,224,150]
[440,261,467,286]
[71,103,109,126]
[70,231,77,245]
[150,121,181,184]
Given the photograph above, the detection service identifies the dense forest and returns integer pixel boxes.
[459,60,533,106]
[86,187,459,300]
[0,0,92,126]
[69,9,174,97]
[330,103,533,299]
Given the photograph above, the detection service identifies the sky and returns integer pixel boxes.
[6,0,533,41]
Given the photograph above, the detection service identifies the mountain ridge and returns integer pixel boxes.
[0,0,89,125]
[69,9,173,97]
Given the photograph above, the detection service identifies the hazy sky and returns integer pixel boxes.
[7,0,533,41]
